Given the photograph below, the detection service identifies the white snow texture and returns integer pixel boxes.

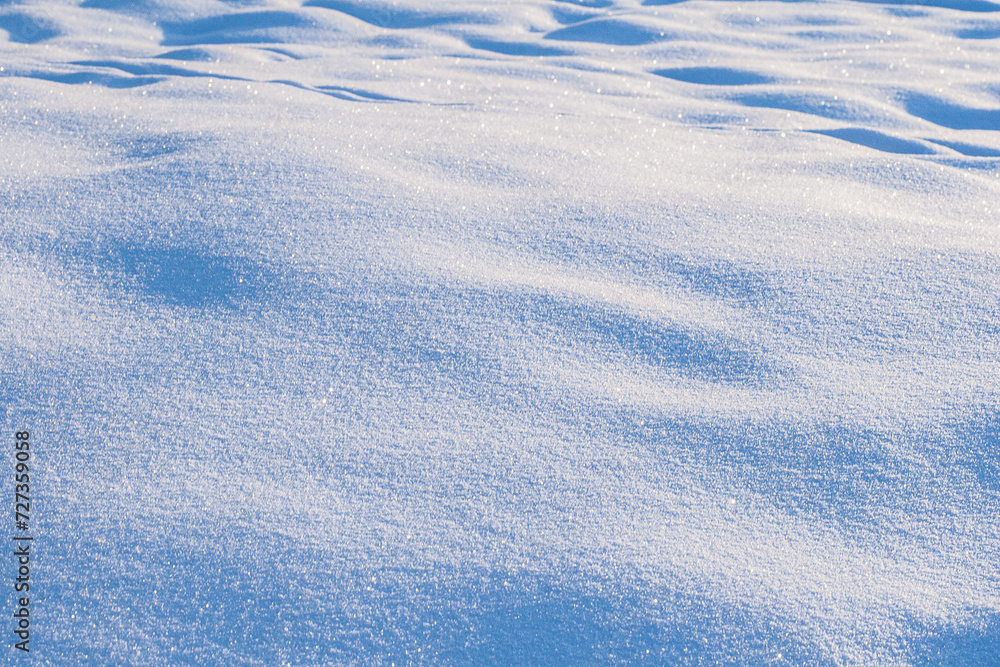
[2,0,1000,664]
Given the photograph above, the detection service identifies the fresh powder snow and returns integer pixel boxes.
[2,0,999,664]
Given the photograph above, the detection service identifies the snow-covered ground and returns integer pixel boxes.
[3,0,1000,663]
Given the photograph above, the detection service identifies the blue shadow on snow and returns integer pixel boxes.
[899,92,1000,130]
[809,128,936,155]
[0,13,59,43]
[546,18,674,45]
[955,24,1000,37]
[158,10,317,46]
[302,0,472,29]
[913,615,1000,666]
[654,67,773,86]
[925,138,1000,157]
[98,245,277,309]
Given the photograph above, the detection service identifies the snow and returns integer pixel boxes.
[2,0,999,663]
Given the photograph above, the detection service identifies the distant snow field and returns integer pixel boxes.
[2,0,999,664]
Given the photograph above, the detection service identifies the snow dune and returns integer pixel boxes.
[2,0,999,663]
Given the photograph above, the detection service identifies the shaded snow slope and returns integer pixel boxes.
[2,0,1000,664]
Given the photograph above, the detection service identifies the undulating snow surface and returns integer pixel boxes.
[3,0,1000,663]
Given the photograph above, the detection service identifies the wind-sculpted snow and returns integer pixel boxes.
[900,91,1000,131]
[811,127,938,154]
[654,66,775,86]
[2,0,1000,664]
